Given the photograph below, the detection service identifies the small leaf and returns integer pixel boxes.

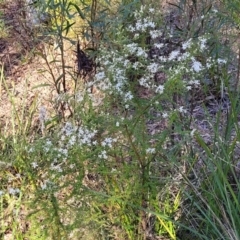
[32,83,52,90]
[167,2,183,11]
[63,21,75,35]
[55,74,64,84]
[195,133,212,158]
[69,3,85,19]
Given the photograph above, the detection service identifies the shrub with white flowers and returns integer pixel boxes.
[13,3,232,239]
[93,4,227,116]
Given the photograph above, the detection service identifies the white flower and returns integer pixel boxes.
[76,92,84,102]
[168,50,180,60]
[125,91,133,101]
[150,30,161,39]
[186,86,192,90]
[147,21,155,28]
[149,8,154,13]
[177,52,190,61]
[136,47,147,58]
[77,127,97,146]
[192,60,202,72]
[123,60,130,67]
[154,43,164,49]
[158,56,167,62]
[217,58,226,64]
[162,112,168,118]
[8,188,15,195]
[39,106,47,133]
[63,122,74,136]
[190,129,196,137]
[31,162,38,169]
[44,146,50,153]
[128,25,135,32]
[147,63,159,73]
[41,184,47,190]
[9,188,20,195]
[182,39,192,50]
[116,122,120,127]
[98,78,112,90]
[98,150,107,159]
[139,77,150,88]
[132,62,140,69]
[101,137,116,148]
[68,135,76,146]
[56,165,63,172]
[135,21,143,31]
[46,139,52,146]
[199,37,207,50]
[0,190,4,196]
[155,85,164,94]
[28,147,34,153]
[59,148,68,156]
[194,80,200,85]
[95,71,105,81]
[146,148,155,154]
[69,164,75,169]
[189,80,200,86]
[39,106,47,121]
[179,106,187,113]
[126,43,138,54]
[134,33,139,39]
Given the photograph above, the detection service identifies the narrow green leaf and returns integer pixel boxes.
[32,83,52,90]
[194,133,212,158]
[69,3,85,19]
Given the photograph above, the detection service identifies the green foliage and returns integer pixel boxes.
[0,10,8,38]
[1,0,240,239]
[222,0,240,27]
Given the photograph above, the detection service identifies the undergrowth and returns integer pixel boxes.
[0,0,240,239]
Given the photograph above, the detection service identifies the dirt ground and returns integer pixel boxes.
[0,0,78,133]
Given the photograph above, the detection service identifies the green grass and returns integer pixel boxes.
[0,0,240,239]
[0,9,8,38]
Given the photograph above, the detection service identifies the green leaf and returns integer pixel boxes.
[31,83,52,90]
[55,73,64,84]
[63,20,75,35]
[69,3,85,20]
[194,133,212,158]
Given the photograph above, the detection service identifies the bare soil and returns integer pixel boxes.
[0,0,77,133]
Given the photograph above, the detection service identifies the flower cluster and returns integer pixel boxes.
[0,188,21,197]
[26,119,121,187]
[94,3,228,113]
[94,6,166,107]
[27,121,98,176]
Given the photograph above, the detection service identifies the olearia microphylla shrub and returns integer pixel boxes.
[21,3,231,238]
[92,5,228,119]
